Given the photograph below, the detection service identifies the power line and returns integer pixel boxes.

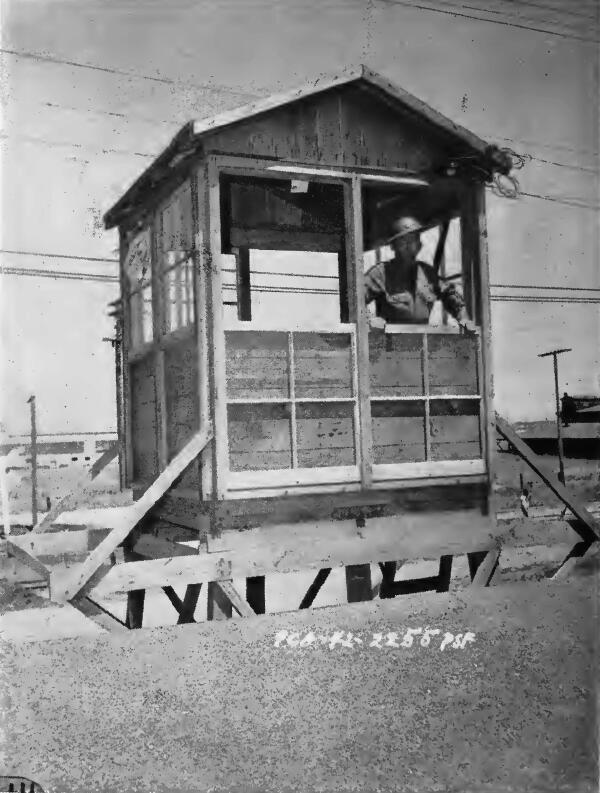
[410,0,600,34]
[489,0,599,21]
[1,266,118,283]
[376,0,600,42]
[491,295,600,303]
[491,283,600,292]
[0,132,155,159]
[519,190,600,210]
[462,0,599,26]
[0,249,118,264]
[0,48,259,99]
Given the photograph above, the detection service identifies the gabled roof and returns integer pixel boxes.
[105,64,491,229]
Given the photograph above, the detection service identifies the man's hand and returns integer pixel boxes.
[458,317,478,335]
[369,315,386,331]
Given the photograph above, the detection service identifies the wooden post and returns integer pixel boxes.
[345,564,373,602]
[207,581,232,620]
[246,576,265,614]
[27,396,37,526]
[346,175,373,488]
[538,348,571,485]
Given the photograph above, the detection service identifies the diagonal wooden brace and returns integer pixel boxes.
[51,428,212,603]
[495,415,600,543]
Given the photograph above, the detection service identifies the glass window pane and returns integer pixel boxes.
[294,332,353,399]
[225,331,289,400]
[428,335,479,395]
[369,332,424,396]
[429,399,481,460]
[227,403,292,471]
[371,400,426,463]
[296,402,356,468]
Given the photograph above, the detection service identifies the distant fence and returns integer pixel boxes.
[0,776,45,792]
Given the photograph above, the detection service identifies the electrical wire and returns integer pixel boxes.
[375,0,600,42]
[0,132,155,159]
[457,0,599,29]
[1,266,118,283]
[0,249,118,263]
[489,0,599,20]
[0,48,259,98]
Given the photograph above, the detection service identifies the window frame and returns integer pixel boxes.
[205,155,488,500]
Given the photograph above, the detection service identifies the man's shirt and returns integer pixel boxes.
[364,259,464,324]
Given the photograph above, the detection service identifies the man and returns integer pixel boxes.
[364,216,467,325]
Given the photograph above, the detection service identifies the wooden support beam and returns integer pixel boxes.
[5,540,50,582]
[495,415,600,543]
[71,596,129,632]
[551,540,596,580]
[163,583,202,623]
[207,581,232,620]
[52,428,212,603]
[470,547,501,587]
[378,561,399,599]
[299,568,331,609]
[89,512,499,599]
[216,580,256,617]
[32,444,120,534]
[436,554,453,592]
[345,564,373,603]
[126,589,145,629]
[246,576,265,615]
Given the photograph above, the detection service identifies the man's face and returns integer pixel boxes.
[391,231,421,262]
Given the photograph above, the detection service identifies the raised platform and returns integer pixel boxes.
[2,578,597,793]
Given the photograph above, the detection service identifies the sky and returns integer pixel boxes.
[1,0,599,434]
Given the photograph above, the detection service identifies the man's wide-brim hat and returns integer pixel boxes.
[387,216,424,244]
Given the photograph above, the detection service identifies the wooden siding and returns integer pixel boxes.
[164,335,200,492]
[130,355,159,482]
[202,85,445,172]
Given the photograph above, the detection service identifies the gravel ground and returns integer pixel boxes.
[1,578,597,793]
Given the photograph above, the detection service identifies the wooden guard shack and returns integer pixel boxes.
[103,66,499,619]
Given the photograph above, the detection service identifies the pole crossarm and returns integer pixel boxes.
[495,414,600,543]
[51,427,213,603]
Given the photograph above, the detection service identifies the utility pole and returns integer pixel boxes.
[27,395,38,526]
[538,348,571,485]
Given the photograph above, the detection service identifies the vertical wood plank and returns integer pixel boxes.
[422,333,431,461]
[246,576,266,614]
[288,332,298,468]
[236,246,252,321]
[155,349,168,470]
[475,185,495,514]
[119,226,134,487]
[207,580,232,620]
[436,554,453,592]
[151,205,168,473]
[346,175,373,487]
[345,563,373,602]
[194,166,213,503]
[207,156,228,504]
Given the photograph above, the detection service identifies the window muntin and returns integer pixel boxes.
[159,183,194,334]
[124,228,153,350]
[225,329,358,475]
[369,329,482,468]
